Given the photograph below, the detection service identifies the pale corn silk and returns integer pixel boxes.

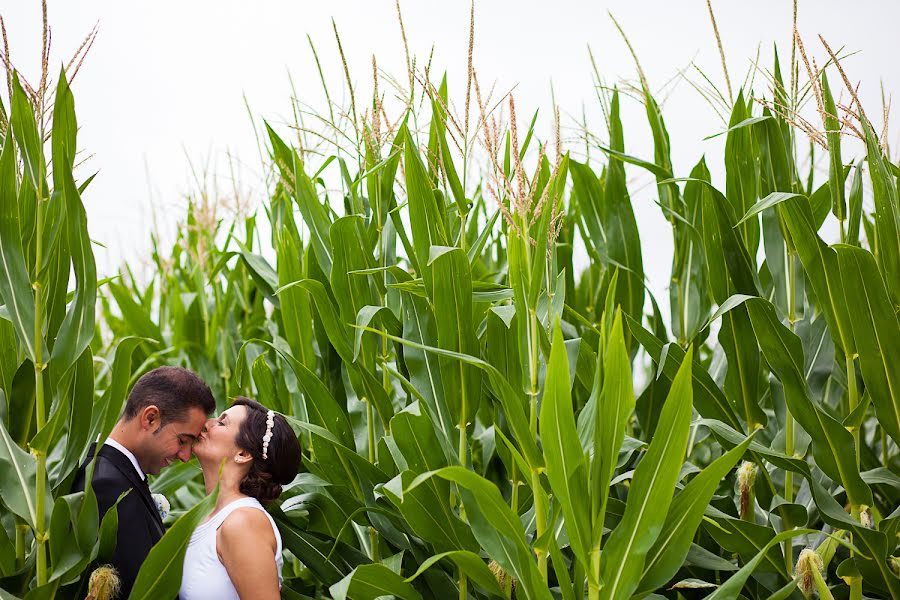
[179,497,283,600]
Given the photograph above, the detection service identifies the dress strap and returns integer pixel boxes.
[203,497,263,531]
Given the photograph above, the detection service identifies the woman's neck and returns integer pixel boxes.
[200,459,248,511]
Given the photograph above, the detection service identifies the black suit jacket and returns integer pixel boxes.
[71,443,165,600]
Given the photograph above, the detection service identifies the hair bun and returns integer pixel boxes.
[239,470,283,505]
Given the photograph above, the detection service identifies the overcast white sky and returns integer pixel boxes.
[3,1,899,310]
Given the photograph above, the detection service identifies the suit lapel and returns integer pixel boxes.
[94,444,165,538]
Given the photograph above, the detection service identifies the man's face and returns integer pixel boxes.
[139,406,208,475]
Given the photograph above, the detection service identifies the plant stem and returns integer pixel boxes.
[459,209,468,252]
[457,378,469,600]
[367,526,379,563]
[364,396,379,562]
[846,354,862,600]
[458,565,467,600]
[528,309,540,435]
[784,251,796,576]
[587,546,600,600]
[525,306,548,580]
[510,461,519,513]
[15,521,26,568]
[846,355,860,466]
[532,470,547,580]
[33,174,48,586]
[364,397,375,464]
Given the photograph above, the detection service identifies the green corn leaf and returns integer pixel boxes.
[833,245,900,447]
[431,98,466,215]
[274,220,315,368]
[820,72,846,222]
[428,246,482,430]
[756,106,792,194]
[777,195,855,355]
[744,298,872,507]
[107,281,164,344]
[281,278,393,427]
[725,90,760,253]
[860,118,900,305]
[330,216,379,328]
[671,165,710,344]
[540,320,591,572]
[275,516,358,586]
[405,466,552,600]
[704,528,819,600]
[593,144,672,180]
[405,550,503,597]
[399,290,452,439]
[238,246,280,307]
[590,310,633,547]
[703,114,771,140]
[265,123,333,276]
[242,339,353,448]
[49,86,97,381]
[128,484,218,600]
[705,518,788,577]
[402,126,448,271]
[593,91,644,320]
[89,337,149,444]
[250,353,284,414]
[10,74,45,193]
[330,563,423,600]
[735,192,804,227]
[0,108,38,363]
[847,161,863,246]
[598,347,694,600]
[485,305,524,401]
[625,314,741,431]
[352,305,401,362]
[638,432,756,593]
[355,325,542,470]
[47,493,81,579]
[388,401,453,475]
[382,469,478,554]
[0,416,41,528]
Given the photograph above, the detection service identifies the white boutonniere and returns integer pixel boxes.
[151,493,170,519]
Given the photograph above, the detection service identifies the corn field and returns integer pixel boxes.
[1,6,899,600]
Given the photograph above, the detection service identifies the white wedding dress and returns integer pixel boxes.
[179,497,284,600]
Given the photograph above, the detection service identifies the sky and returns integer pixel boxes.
[3,0,898,313]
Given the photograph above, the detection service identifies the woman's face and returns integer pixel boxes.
[193,404,249,463]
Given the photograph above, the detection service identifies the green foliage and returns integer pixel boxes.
[2,18,900,600]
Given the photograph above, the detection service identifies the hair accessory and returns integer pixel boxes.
[262,410,275,459]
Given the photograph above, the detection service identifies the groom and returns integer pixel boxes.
[73,366,215,599]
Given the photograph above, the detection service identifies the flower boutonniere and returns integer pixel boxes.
[151,493,170,520]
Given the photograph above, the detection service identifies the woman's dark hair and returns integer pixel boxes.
[232,397,301,504]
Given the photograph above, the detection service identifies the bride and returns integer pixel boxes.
[180,397,301,600]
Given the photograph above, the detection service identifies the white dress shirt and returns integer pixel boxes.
[104,437,146,481]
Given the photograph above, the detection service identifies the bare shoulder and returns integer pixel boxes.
[218,507,276,547]
[221,506,272,531]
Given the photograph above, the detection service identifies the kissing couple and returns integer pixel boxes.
[73,366,302,600]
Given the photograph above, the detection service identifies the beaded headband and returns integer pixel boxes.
[261,410,275,460]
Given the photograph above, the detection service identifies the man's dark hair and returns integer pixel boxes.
[122,366,215,426]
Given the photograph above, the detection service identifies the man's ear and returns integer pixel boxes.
[140,405,162,432]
